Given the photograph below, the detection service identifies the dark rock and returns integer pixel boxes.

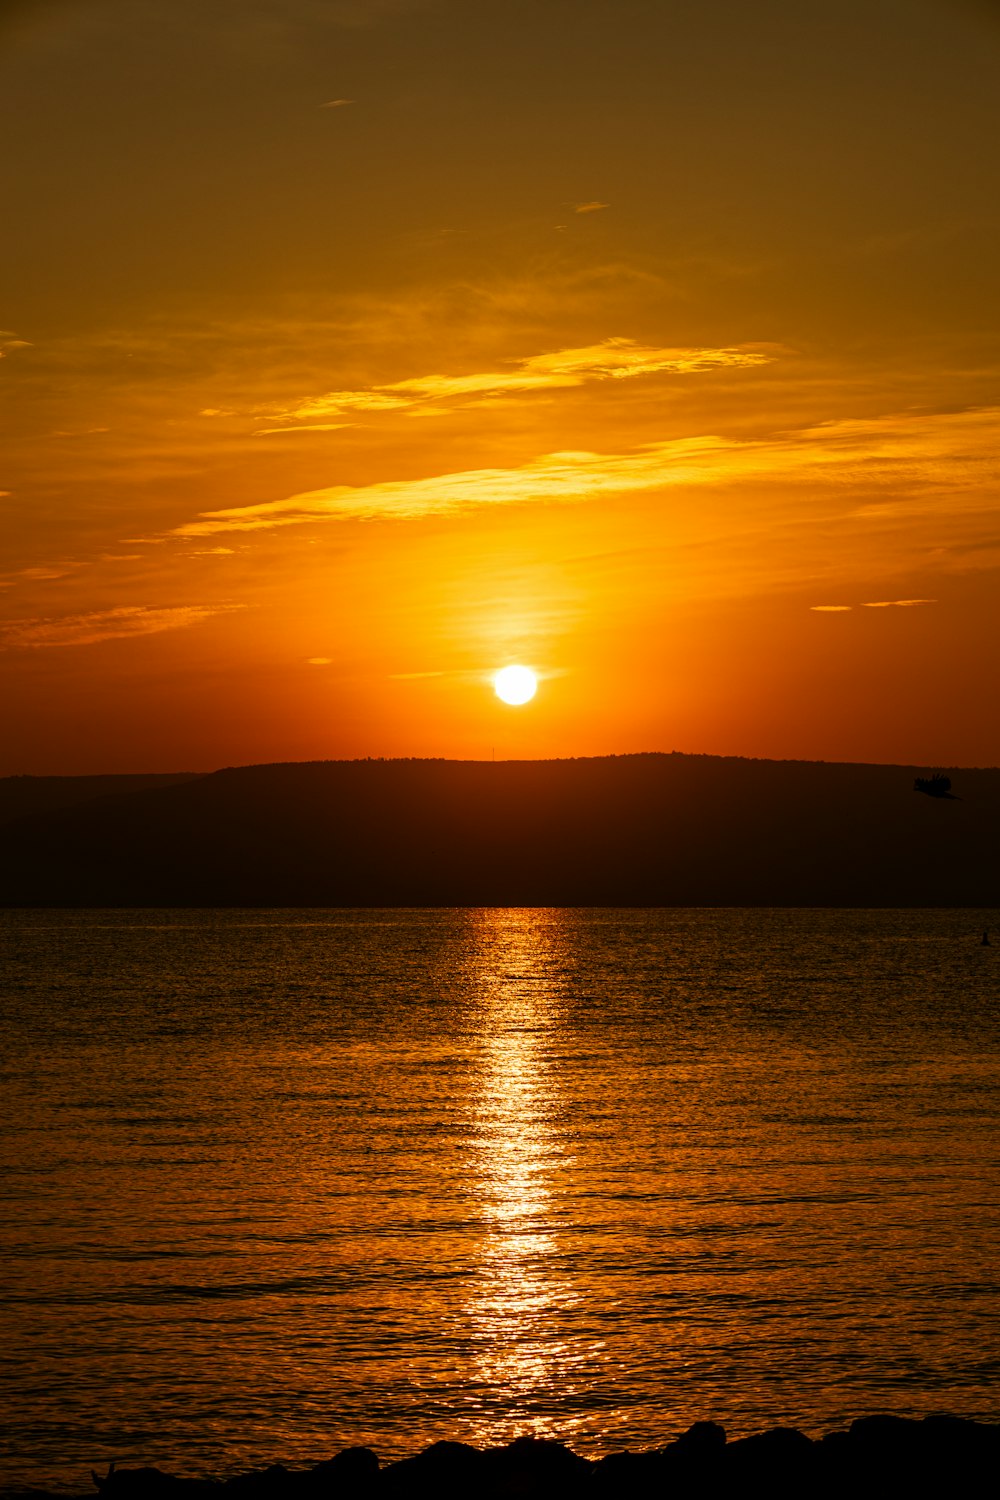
[223,1466,300,1498]
[671,1421,727,1456]
[811,1415,1000,1495]
[658,1421,727,1489]
[921,1414,1000,1455]
[66,1415,1000,1500]
[379,1441,485,1496]
[725,1427,815,1492]
[848,1414,922,1448]
[727,1426,812,1460]
[589,1449,666,1497]
[920,1416,1000,1495]
[303,1448,380,1495]
[845,1414,926,1490]
[484,1436,592,1496]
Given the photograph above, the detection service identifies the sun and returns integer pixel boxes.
[494,665,538,705]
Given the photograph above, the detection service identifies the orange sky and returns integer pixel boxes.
[2,0,1000,773]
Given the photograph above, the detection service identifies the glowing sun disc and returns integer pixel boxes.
[494,665,537,705]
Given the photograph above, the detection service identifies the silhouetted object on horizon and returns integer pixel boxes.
[914,771,960,799]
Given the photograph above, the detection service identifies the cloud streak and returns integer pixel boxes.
[171,438,735,534]
[255,422,354,436]
[260,338,773,429]
[861,598,937,608]
[811,599,938,612]
[0,331,31,357]
[164,405,1000,538]
[1,603,244,649]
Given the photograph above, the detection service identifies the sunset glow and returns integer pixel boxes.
[2,0,1000,773]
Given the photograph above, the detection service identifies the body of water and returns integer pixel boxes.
[2,908,999,1490]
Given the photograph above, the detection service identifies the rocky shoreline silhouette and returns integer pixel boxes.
[7,1416,999,1499]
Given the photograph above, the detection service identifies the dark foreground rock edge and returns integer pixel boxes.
[6,1416,1000,1499]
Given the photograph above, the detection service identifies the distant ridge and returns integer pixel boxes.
[1,753,997,907]
[0,771,202,829]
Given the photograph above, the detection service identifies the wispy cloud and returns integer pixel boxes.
[573,201,609,214]
[163,404,1000,538]
[260,338,772,429]
[320,98,354,108]
[0,331,31,356]
[255,422,354,436]
[861,598,937,607]
[812,598,938,612]
[170,438,737,535]
[1,603,244,649]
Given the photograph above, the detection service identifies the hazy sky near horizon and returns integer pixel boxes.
[3,0,1000,772]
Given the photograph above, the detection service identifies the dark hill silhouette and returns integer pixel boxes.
[0,772,201,828]
[1,753,997,907]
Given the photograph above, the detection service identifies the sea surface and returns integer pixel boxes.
[1,908,999,1491]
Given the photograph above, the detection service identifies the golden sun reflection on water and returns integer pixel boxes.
[6,909,1000,1487]
[464,910,599,1444]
